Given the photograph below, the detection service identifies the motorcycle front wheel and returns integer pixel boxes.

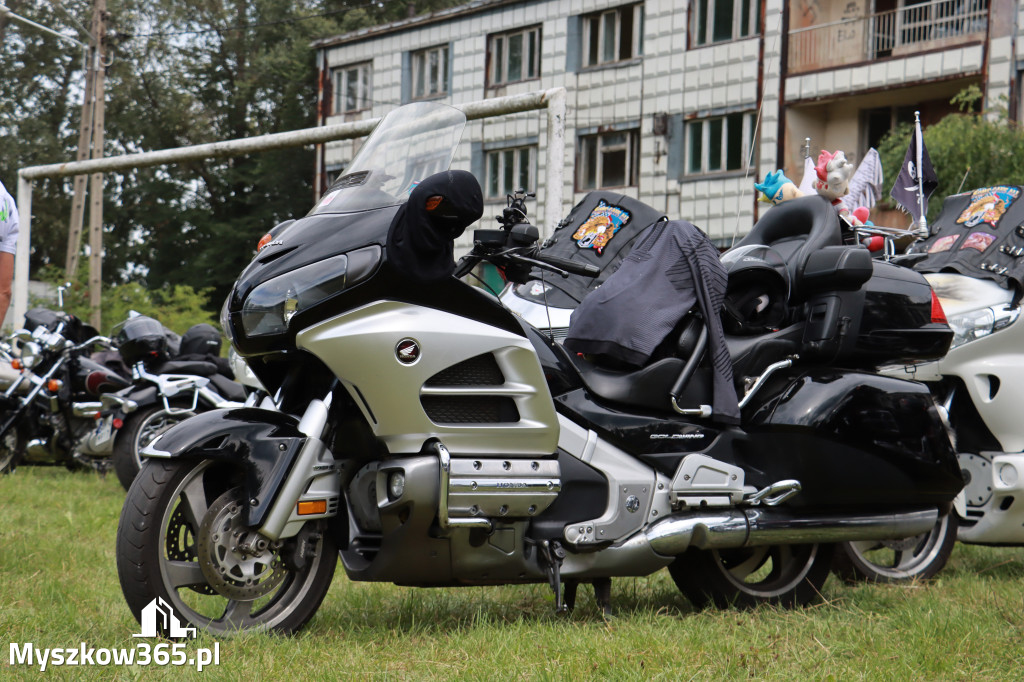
[112,403,194,491]
[833,513,957,583]
[668,543,834,609]
[0,421,26,473]
[116,458,337,636]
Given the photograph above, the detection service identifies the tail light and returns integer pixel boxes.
[930,290,948,325]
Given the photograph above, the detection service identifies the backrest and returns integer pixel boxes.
[733,195,843,302]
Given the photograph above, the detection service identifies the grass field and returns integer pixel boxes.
[2,466,1024,681]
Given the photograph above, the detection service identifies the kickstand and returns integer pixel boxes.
[563,580,579,611]
[539,540,568,614]
[593,577,613,618]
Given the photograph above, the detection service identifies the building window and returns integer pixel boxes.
[486,146,536,199]
[412,45,449,99]
[577,128,640,190]
[692,0,761,47]
[582,4,644,68]
[332,62,372,114]
[685,112,754,175]
[488,27,541,87]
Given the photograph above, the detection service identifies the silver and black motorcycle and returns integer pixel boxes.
[115,102,962,636]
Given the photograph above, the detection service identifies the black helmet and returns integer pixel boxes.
[115,315,170,366]
[720,244,790,335]
[179,323,223,357]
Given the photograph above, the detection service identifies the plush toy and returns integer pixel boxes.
[813,150,855,204]
[755,151,872,229]
[754,170,804,205]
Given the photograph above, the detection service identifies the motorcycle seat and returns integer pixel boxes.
[151,359,221,377]
[570,321,801,415]
[208,373,248,403]
[725,323,803,383]
[571,354,714,414]
[732,195,843,303]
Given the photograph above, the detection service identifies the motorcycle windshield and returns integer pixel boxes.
[308,102,467,215]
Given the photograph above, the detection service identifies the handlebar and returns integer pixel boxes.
[527,253,600,278]
[70,335,115,353]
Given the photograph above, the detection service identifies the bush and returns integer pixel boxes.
[878,86,1024,223]
[34,265,218,336]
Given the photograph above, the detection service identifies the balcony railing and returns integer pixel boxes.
[789,0,988,74]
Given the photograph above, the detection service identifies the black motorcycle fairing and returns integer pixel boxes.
[141,407,306,527]
[231,206,401,313]
[231,266,529,364]
[227,208,527,359]
[523,324,585,398]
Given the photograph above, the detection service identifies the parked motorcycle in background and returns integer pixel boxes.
[500,191,667,338]
[115,102,962,636]
[869,186,1024,571]
[0,305,130,473]
[106,314,252,490]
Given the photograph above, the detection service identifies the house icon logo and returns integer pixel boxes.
[133,597,197,639]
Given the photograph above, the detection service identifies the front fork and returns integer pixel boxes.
[256,394,343,541]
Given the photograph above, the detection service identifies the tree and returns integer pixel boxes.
[1,0,471,316]
[878,87,1024,223]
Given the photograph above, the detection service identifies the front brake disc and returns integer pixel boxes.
[196,487,286,601]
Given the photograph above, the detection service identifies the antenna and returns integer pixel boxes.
[731,7,785,248]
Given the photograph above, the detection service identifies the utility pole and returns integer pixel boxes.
[87,0,107,328]
[65,57,95,278]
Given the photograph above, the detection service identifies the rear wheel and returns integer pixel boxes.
[112,403,194,491]
[116,458,337,636]
[833,513,957,583]
[668,543,835,609]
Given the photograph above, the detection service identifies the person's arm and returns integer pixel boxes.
[0,252,14,330]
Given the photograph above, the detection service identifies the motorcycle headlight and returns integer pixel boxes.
[18,341,41,369]
[948,305,1020,349]
[240,245,381,337]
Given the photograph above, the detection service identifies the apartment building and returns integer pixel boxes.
[313,0,1021,244]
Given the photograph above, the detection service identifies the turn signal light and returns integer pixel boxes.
[11,359,22,370]
[256,233,273,252]
[47,379,63,393]
[425,195,443,211]
[297,500,327,516]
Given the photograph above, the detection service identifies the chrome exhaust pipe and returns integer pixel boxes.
[646,507,939,556]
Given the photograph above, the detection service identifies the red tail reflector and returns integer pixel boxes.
[931,290,948,324]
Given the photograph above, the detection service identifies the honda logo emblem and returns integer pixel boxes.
[395,338,421,364]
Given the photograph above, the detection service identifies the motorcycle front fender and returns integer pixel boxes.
[142,407,306,527]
